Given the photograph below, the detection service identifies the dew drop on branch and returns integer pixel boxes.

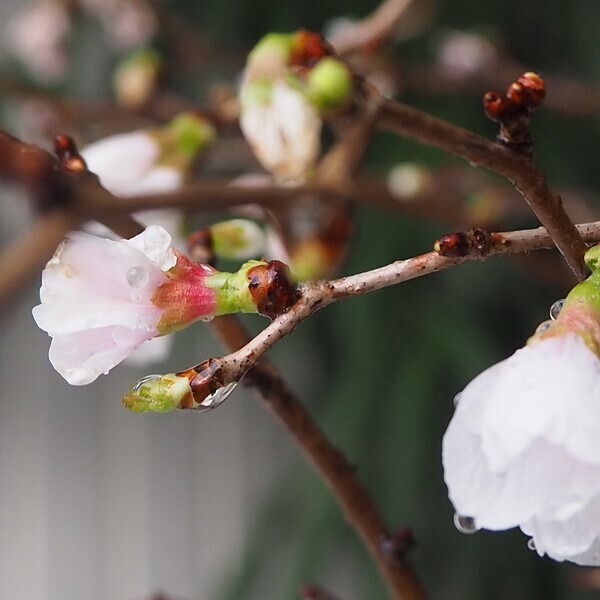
[453,513,479,535]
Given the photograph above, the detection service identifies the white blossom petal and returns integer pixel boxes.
[81,131,159,195]
[443,333,600,564]
[240,80,321,181]
[33,226,176,385]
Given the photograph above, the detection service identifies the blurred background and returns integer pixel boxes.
[0,0,599,598]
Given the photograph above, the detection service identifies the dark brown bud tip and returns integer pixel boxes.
[483,91,510,121]
[54,134,87,172]
[434,228,494,257]
[187,228,215,265]
[247,260,301,319]
[290,30,333,69]
[434,231,469,257]
[380,527,416,561]
[518,71,545,108]
[177,358,226,408]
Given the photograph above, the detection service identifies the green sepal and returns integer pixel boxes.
[205,260,266,315]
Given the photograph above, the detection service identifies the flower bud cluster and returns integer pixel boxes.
[240,30,353,181]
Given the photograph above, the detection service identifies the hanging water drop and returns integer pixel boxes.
[133,373,162,392]
[535,320,552,334]
[200,315,214,323]
[527,538,536,551]
[549,299,564,320]
[196,381,238,412]
[126,266,149,288]
[453,392,462,407]
[453,513,479,535]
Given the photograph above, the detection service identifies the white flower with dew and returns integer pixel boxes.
[443,331,600,565]
[33,226,177,385]
[240,80,321,182]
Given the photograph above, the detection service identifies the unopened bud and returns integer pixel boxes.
[210,219,265,260]
[113,48,163,109]
[306,57,352,111]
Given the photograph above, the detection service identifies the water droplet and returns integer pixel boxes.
[453,513,479,535]
[197,381,238,412]
[527,538,536,551]
[535,320,552,334]
[200,315,214,323]
[453,392,462,407]
[126,266,149,288]
[549,299,564,320]
[133,374,161,392]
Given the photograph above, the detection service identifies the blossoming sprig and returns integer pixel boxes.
[33,226,299,385]
[240,30,353,182]
[443,243,600,565]
[123,259,301,413]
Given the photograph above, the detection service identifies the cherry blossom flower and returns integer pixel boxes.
[239,31,352,182]
[32,226,215,385]
[240,80,322,182]
[443,268,600,565]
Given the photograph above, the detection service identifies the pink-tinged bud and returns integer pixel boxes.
[152,252,217,334]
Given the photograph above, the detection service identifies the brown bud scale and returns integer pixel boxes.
[247,260,301,319]
[434,228,494,257]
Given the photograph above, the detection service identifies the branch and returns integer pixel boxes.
[209,315,428,600]
[378,95,589,280]
[331,0,419,56]
[195,220,600,389]
[300,583,341,600]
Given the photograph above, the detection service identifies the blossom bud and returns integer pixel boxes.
[209,219,265,260]
[113,48,163,109]
[305,57,352,111]
[123,359,237,413]
[240,79,322,182]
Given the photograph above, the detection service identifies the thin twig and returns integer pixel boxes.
[199,220,600,387]
[378,96,589,280]
[300,583,341,600]
[332,0,418,56]
[209,315,428,600]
